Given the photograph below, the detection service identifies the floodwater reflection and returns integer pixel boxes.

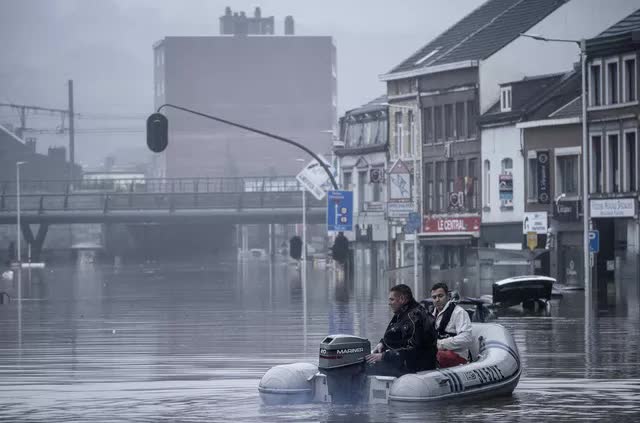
[0,257,639,421]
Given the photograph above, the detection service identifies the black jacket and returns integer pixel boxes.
[380,299,438,372]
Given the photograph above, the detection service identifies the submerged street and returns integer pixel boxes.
[1,258,639,422]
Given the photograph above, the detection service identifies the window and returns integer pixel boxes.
[447,162,455,206]
[623,57,637,103]
[468,158,478,210]
[425,163,434,211]
[527,155,538,201]
[591,135,603,193]
[423,107,434,144]
[457,159,465,179]
[377,117,388,145]
[590,63,602,106]
[394,111,403,156]
[436,162,444,211]
[455,102,465,139]
[466,100,477,138]
[500,86,512,112]
[501,158,513,174]
[606,60,619,105]
[608,133,620,193]
[372,168,383,202]
[434,106,443,142]
[358,171,367,211]
[625,131,637,192]
[483,160,491,207]
[342,172,352,191]
[557,155,579,196]
[444,104,454,140]
[406,110,414,156]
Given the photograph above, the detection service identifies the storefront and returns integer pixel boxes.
[591,198,639,304]
[420,214,480,292]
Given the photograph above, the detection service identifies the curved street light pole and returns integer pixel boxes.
[155,104,339,190]
[519,34,590,303]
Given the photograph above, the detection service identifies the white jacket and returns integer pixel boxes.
[433,301,473,360]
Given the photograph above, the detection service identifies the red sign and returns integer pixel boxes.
[423,216,481,234]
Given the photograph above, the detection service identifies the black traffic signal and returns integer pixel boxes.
[146,113,168,153]
[289,236,302,260]
[331,232,349,264]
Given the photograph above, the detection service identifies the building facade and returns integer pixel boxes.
[516,71,583,285]
[336,96,389,281]
[585,10,640,302]
[153,8,336,178]
[380,0,639,292]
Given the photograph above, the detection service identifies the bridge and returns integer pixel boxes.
[0,176,328,260]
[0,176,326,225]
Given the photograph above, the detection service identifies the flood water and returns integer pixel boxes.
[1,258,639,422]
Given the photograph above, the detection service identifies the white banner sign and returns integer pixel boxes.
[387,201,415,218]
[590,198,636,218]
[389,173,412,200]
[523,211,548,234]
[295,155,335,201]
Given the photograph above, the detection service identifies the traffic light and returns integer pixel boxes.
[331,232,349,264]
[289,236,302,260]
[146,113,168,153]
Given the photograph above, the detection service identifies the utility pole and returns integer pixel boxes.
[0,102,71,138]
[68,80,76,182]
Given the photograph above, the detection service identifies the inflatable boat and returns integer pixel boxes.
[259,322,520,404]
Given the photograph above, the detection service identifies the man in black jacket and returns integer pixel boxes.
[365,284,438,376]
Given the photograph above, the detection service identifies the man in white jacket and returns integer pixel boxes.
[430,282,473,368]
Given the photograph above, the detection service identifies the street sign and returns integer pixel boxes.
[404,212,421,234]
[589,230,599,253]
[387,201,415,218]
[527,231,538,251]
[296,155,335,201]
[327,190,353,232]
[523,211,548,234]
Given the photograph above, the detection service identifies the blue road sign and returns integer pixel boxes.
[327,190,353,232]
[589,230,599,253]
[405,212,421,234]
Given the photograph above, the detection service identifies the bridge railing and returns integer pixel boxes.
[0,191,325,213]
[0,176,305,195]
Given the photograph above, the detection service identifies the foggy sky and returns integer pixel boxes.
[0,0,481,167]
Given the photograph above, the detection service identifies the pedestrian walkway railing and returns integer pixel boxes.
[0,176,303,195]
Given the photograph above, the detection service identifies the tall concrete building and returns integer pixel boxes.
[153,7,336,178]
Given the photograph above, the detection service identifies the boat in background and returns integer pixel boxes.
[486,275,555,311]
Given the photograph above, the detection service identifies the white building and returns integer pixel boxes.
[335,96,389,278]
[477,0,639,250]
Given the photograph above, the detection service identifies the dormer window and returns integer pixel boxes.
[500,86,512,112]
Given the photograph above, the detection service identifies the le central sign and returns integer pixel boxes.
[423,215,481,235]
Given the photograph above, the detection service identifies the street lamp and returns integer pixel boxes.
[377,102,421,294]
[519,33,590,302]
[16,161,26,265]
[294,158,308,278]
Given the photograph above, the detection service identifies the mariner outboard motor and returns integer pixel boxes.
[318,335,371,403]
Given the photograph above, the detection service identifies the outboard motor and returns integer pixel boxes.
[318,335,370,403]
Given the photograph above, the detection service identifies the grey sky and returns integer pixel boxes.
[0,0,481,166]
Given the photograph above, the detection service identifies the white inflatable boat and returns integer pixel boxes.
[259,322,521,404]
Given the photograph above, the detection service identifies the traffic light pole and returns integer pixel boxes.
[155,104,338,190]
